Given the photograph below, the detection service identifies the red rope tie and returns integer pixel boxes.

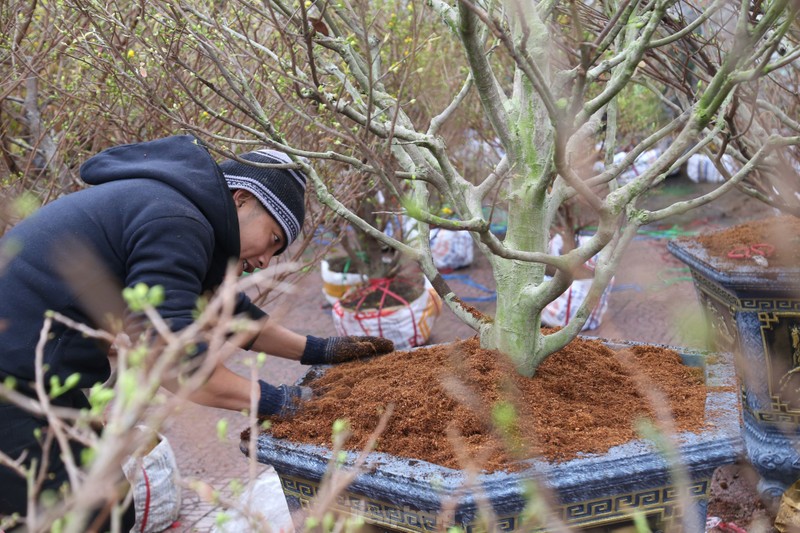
[140,466,151,533]
[726,242,775,259]
[352,278,419,345]
[564,286,572,326]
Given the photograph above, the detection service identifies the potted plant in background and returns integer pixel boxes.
[318,166,444,350]
[60,0,800,529]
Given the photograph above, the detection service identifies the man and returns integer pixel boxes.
[0,136,393,529]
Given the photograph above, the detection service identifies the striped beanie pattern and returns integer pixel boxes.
[220,149,307,255]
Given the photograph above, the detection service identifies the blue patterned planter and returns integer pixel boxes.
[669,237,800,505]
[242,341,741,532]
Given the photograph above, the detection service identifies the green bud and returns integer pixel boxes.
[128,345,148,366]
[3,375,17,390]
[332,418,349,438]
[147,285,165,307]
[12,192,41,219]
[134,283,148,300]
[89,383,116,415]
[227,478,244,497]
[632,509,651,532]
[119,371,138,406]
[336,450,348,466]
[492,401,516,432]
[323,511,335,531]
[215,511,230,527]
[64,373,80,391]
[216,418,229,441]
[81,447,96,467]
[50,516,65,533]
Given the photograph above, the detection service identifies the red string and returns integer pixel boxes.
[564,286,572,326]
[726,242,775,259]
[350,278,419,345]
[140,466,151,533]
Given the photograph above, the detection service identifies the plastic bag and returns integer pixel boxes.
[430,228,474,270]
[616,148,660,184]
[386,215,475,270]
[540,276,613,331]
[212,467,294,533]
[123,429,181,533]
[686,154,726,183]
[775,479,800,532]
[332,279,442,350]
[685,153,740,183]
[541,233,614,331]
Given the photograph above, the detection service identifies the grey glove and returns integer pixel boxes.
[300,335,395,365]
[257,380,311,417]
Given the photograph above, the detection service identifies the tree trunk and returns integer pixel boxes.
[483,85,554,377]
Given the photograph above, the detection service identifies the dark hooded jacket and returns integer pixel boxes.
[0,136,265,389]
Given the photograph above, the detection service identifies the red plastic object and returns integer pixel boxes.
[751,243,775,257]
[727,243,775,259]
[717,522,748,533]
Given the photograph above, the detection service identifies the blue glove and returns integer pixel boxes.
[257,380,311,417]
[300,335,395,365]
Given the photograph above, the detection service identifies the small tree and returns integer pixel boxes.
[50,0,800,375]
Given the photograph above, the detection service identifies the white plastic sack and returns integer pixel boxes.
[212,467,294,533]
[123,429,181,533]
[386,216,475,270]
[320,259,368,305]
[686,153,732,183]
[542,233,614,331]
[540,276,613,331]
[430,228,474,270]
[332,280,442,350]
[616,148,660,184]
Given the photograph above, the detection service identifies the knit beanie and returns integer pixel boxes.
[220,149,307,255]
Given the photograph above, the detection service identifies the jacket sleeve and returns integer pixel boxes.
[123,215,217,345]
[235,293,268,321]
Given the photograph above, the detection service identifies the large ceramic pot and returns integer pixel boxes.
[669,237,800,505]
[241,341,741,532]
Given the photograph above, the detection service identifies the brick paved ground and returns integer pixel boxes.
[161,176,777,532]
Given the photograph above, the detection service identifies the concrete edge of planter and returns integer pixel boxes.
[241,340,743,515]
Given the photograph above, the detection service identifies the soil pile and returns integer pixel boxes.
[692,215,800,268]
[267,336,708,471]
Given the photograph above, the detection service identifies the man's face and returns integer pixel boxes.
[234,190,286,275]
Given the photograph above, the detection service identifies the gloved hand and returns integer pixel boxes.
[300,335,395,365]
[257,380,312,417]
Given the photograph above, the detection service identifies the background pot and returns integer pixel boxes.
[320,258,369,305]
[669,237,800,507]
[331,277,442,351]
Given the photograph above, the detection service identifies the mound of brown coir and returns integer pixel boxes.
[264,336,709,472]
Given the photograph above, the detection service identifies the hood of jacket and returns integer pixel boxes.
[80,135,239,261]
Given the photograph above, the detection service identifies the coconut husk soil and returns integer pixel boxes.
[266,335,710,472]
[692,214,800,268]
